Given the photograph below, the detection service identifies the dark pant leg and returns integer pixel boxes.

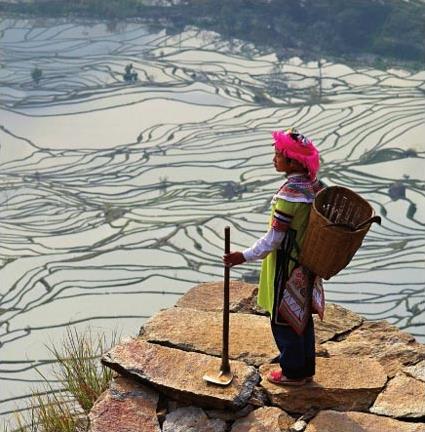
[271,316,315,379]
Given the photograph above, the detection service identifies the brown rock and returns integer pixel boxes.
[315,303,363,343]
[322,320,425,377]
[305,410,425,432]
[206,405,254,422]
[162,406,226,432]
[247,386,269,407]
[260,357,387,413]
[140,306,277,366]
[176,280,258,313]
[370,372,425,418]
[404,359,425,382]
[289,408,320,432]
[88,376,160,432]
[102,338,259,409]
[231,406,294,432]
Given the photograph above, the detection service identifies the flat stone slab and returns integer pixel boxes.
[140,306,277,366]
[370,372,425,418]
[322,320,425,377]
[176,280,258,313]
[230,406,294,431]
[102,338,259,410]
[88,376,160,432]
[260,357,387,413]
[140,305,362,366]
[305,410,425,432]
[315,303,363,343]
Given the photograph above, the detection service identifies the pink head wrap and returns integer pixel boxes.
[272,129,320,180]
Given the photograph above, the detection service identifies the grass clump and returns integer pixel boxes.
[49,327,118,414]
[15,394,84,432]
[9,327,119,432]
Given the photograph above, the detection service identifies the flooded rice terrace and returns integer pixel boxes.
[0,17,424,420]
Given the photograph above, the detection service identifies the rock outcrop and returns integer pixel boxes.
[140,306,277,366]
[89,280,425,431]
[89,376,161,432]
[371,372,425,418]
[259,357,387,412]
[322,320,425,377]
[230,406,294,431]
[175,281,259,313]
[102,338,258,409]
[304,410,425,432]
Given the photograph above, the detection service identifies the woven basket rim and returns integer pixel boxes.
[312,186,376,233]
[313,186,374,216]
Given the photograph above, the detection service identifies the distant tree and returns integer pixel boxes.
[31,67,42,85]
[123,63,138,83]
[159,177,168,194]
[308,86,321,105]
[373,57,388,71]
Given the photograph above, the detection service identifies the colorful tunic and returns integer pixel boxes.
[256,175,324,332]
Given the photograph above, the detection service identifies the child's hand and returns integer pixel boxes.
[223,251,246,267]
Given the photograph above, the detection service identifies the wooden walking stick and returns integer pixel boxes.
[203,226,233,386]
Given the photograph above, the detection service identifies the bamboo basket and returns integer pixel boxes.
[299,186,379,280]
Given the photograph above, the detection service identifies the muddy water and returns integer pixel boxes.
[0,18,424,423]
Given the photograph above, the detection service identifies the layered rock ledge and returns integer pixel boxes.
[91,280,425,431]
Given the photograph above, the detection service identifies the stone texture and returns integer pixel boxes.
[88,376,160,432]
[102,338,259,409]
[162,406,226,432]
[315,303,363,343]
[231,406,294,432]
[90,281,425,432]
[206,405,254,422]
[260,357,387,413]
[322,320,425,377]
[140,306,277,366]
[290,421,307,432]
[289,408,320,432]
[143,295,364,367]
[404,359,425,382]
[305,410,425,432]
[176,280,258,313]
[370,372,425,418]
[247,386,269,407]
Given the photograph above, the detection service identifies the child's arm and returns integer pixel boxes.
[242,228,286,262]
[223,200,295,267]
[223,228,285,267]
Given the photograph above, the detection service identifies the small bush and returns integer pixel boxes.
[11,327,119,431]
[49,327,119,413]
[31,67,42,85]
[23,393,83,432]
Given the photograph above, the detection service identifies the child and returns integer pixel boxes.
[224,128,325,386]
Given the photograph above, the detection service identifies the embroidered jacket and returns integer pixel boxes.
[244,174,324,332]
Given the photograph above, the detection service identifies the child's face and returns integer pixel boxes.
[273,151,291,173]
[273,150,306,175]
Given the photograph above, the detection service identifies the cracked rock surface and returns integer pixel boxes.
[90,281,425,431]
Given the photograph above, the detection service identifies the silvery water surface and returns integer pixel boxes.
[0,17,424,423]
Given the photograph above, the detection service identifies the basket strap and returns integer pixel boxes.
[272,228,297,325]
[318,179,327,189]
[287,183,316,202]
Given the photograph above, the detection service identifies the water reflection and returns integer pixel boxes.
[0,17,424,423]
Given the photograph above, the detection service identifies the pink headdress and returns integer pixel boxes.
[272,128,320,180]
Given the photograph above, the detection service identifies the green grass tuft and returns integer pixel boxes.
[10,327,119,431]
[48,327,119,413]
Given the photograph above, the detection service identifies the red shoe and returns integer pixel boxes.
[267,370,306,386]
